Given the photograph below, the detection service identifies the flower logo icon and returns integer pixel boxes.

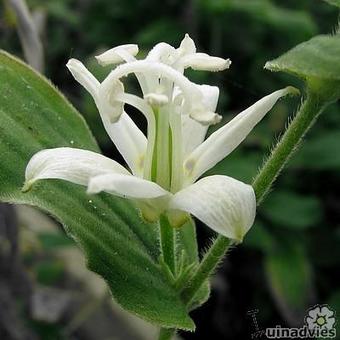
[305,305,336,330]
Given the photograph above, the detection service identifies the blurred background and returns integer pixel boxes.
[0,0,340,339]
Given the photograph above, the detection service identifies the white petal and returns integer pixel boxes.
[146,42,177,64]
[88,174,170,199]
[169,175,256,241]
[184,87,295,182]
[320,306,334,318]
[182,85,219,156]
[24,147,130,191]
[179,34,196,55]
[67,59,124,123]
[182,115,208,157]
[66,59,99,99]
[181,53,231,72]
[199,84,220,112]
[102,60,203,116]
[104,112,147,177]
[95,44,139,66]
[97,79,125,123]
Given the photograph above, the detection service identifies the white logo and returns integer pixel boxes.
[248,304,336,338]
[305,305,336,330]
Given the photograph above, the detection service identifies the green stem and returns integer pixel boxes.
[159,214,176,274]
[180,91,325,307]
[253,91,324,204]
[181,236,232,305]
[158,328,176,340]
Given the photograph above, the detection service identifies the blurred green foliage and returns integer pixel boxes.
[1,0,340,338]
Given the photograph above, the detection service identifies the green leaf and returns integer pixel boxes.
[322,0,340,7]
[264,242,313,321]
[260,191,322,229]
[265,34,340,81]
[265,34,340,102]
[0,51,194,330]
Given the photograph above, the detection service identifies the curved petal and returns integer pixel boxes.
[181,53,231,72]
[24,147,130,191]
[95,44,139,66]
[146,42,176,64]
[101,60,203,118]
[169,175,256,241]
[66,60,147,177]
[88,174,170,199]
[184,87,295,182]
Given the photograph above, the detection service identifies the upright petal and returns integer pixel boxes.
[179,34,196,55]
[66,59,99,99]
[88,174,170,199]
[184,87,296,182]
[24,147,130,191]
[182,84,220,156]
[169,175,256,241]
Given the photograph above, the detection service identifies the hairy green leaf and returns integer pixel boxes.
[0,50,194,330]
[265,34,340,81]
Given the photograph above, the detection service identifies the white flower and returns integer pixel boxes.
[23,34,294,241]
[305,305,336,330]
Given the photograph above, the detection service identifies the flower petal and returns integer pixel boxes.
[66,60,147,176]
[169,175,256,241]
[95,44,139,66]
[320,306,334,318]
[182,84,219,156]
[104,112,147,177]
[88,174,170,199]
[181,53,231,72]
[146,42,177,64]
[184,87,295,182]
[179,34,196,55]
[97,79,125,123]
[24,147,130,191]
[66,59,99,99]
[67,58,124,123]
[102,60,203,117]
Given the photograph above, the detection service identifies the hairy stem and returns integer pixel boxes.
[159,214,176,275]
[253,92,324,203]
[181,236,232,305]
[180,91,325,309]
